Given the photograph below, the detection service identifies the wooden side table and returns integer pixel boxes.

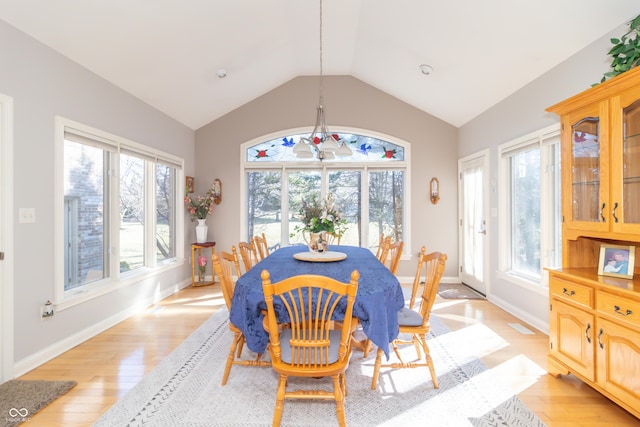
[191,242,216,287]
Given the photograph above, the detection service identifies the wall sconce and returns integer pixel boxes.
[212,178,222,204]
[430,177,440,204]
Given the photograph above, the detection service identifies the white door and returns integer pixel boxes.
[458,150,489,295]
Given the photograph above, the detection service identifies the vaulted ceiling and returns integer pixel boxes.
[0,1,637,130]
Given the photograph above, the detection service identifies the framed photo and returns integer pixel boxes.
[186,176,195,193]
[598,244,635,279]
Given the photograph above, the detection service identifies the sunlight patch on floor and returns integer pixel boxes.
[433,323,509,363]
[486,354,547,395]
[186,296,225,307]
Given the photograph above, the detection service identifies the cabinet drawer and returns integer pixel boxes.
[597,292,640,329]
[550,277,594,309]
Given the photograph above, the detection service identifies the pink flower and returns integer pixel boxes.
[198,255,207,267]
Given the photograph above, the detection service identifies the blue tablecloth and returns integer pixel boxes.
[229,245,405,358]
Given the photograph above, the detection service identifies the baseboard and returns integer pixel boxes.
[397,275,459,285]
[13,279,191,378]
[487,293,549,335]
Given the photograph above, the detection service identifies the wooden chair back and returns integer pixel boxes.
[237,241,257,273]
[375,233,387,259]
[387,240,404,275]
[324,231,341,245]
[416,251,447,325]
[253,233,269,260]
[212,251,236,311]
[377,236,391,265]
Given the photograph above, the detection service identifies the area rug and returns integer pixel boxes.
[438,283,485,300]
[94,308,545,427]
[0,379,77,427]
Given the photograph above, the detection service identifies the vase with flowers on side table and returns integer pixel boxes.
[191,242,216,287]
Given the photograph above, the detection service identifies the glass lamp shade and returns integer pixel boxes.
[293,139,314,158]
[320,135,340,152]
[336,142,353,157]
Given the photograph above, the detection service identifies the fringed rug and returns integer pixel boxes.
[0,379,77,427]
[94,308,545,427]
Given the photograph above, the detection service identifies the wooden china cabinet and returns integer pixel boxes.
[546,66,640,419]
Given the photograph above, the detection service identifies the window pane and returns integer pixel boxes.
[120,154,145,272]
[156,163,176,263]
[549,143,562,269]
[288,171,321,244]
[510,148,541,278]
[63,139,108,290]
[328,170,361,246]
[247,171,282,247]
[368,170,404,249]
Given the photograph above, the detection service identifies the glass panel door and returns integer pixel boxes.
[570,117,601,223]
[459,152,488,295]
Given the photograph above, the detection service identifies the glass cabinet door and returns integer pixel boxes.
[570,117,601,223]
[622,99,640,224]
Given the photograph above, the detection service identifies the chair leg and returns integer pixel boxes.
[332,374,346,427]
[412,334,421,358]
[418,333,439,389]
[236,334,245,358]
[272,374,287,427]
[221,331,242,386]
[371,347,384,390]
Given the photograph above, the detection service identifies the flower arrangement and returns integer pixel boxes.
[184,183,216,222]
[197,255,207,281]
[290,194,348,237]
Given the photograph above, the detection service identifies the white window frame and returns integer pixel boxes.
[240,127,411,254]
[54,117,184,310]
[498,123,561,294]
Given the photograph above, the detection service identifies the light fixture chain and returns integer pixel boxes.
[319,0,323,102]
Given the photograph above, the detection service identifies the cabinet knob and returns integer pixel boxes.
[562,288,576,297]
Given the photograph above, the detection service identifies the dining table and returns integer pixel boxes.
[229,245,405,358]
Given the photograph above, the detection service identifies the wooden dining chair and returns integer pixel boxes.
[371,248,447,390]
[261,269,360,427]
[237,240,258,273]
[253,233,269,260]
[375,233,387,259]
[324,231,341,245]
[387,240,404,275]
[212,252,270,386]
[377,236,391,265]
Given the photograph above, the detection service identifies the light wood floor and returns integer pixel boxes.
[18,284,639,426]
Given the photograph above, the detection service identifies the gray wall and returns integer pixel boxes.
[458,24,624,332]
[195,75,460,279]
[0,20,195,368]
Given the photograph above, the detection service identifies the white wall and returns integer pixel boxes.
[458,23,626,332]
[0,20,195,374]
[194,75,460,279]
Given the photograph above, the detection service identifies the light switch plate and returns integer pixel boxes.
[19,208,36,223]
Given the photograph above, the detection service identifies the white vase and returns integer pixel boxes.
[195,218,208,243]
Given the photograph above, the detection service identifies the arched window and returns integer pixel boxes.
[242,129,409,252]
